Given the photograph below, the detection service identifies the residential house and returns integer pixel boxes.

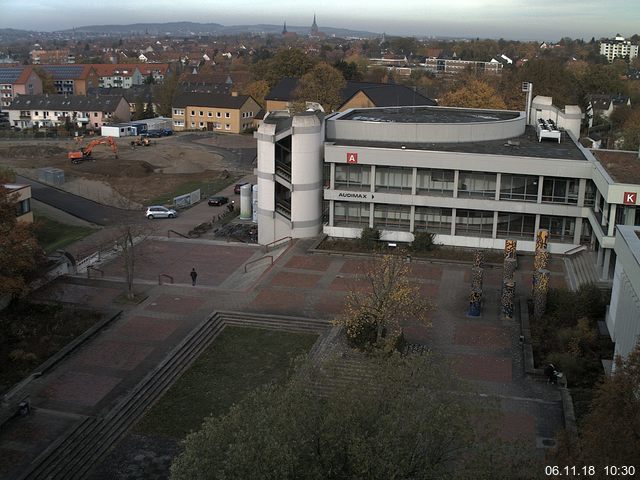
[0,66,43,110]
[264,78,436,112]
[587,94,632,127]
[137,63,170,84]
[30,48,75,64]
[38,65,99,95]
[7,94,130,130]
[420,53,503,75]
[172,92,260,133]
[92,64,144,89]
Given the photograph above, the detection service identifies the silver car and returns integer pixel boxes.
[145,205,177,219]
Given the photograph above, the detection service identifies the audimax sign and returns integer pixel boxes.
[337,192,371,199]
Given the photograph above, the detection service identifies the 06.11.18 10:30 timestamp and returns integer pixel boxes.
[545,465,637,476]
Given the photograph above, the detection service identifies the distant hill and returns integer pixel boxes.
[64,21,379,38]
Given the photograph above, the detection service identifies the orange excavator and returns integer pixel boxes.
[68,136,118,163]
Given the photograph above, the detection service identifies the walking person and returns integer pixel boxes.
[190,267,198,286]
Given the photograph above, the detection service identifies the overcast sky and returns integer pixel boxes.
[1,0,639,41]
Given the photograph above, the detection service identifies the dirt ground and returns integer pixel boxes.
[0,134,256,207]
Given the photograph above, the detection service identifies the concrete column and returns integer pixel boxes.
[370,165,376,193]
[537,175,544,203]
[602,200,608,227]
[451,208,457,236]
[453,170,460,198]
[608,204,617,236]
[409,205,415,232]
[369,202,374,228]
[534,214,541,238]
[578,178,586,207]
[329,200,334,226]
[602,248,612,281]
[595,189,601,213]
[492,211,498,238]
[329,162,335,190]
[495,173,501,201]
[597,244,604,267]
[411,167,417,195]
[574,217,583,245]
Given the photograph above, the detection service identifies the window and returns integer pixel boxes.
[416,168,454,196]
[199,122,204,128]
[173,120,184,127]
[190,122,195,128]
[216,112,221,118]
[496,212,536,239]
[539,215,576,243]
[414,207,452,234]
[374,204,411,231]
[225,124,230,130]
[94,112,98,117]
[456,209,494,237]
[207,112,212,117]
[173,109,184,115]
[225,112,230,118]
[542,177,578,204]
[16,198,30,216]
[34,111,38,116]
[190,110,195,116]
[500,174,538,202]
[199,111,204,116]
[375,167,412,193]
[335,164,370,191]
[457,171,496,198]
[584,180,596,207]
[334,201,370,227]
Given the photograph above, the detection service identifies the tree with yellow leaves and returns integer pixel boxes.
[334,253,434,351]
[439,78,507,110]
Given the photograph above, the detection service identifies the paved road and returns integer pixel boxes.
[17,175,140,226]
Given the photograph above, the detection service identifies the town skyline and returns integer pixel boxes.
[1,0,639,42]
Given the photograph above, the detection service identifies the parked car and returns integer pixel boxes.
[145,206,177,219]
[208,196,229,206]
[162,128,173,136]
[234,182,250,194]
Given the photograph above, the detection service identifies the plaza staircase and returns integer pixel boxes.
[564,251,611,292]
[19,312,331,480]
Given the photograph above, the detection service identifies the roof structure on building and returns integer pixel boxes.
[0,66,35,84]
[265,77,436,107]
[340,106,517,123]
[331,125,586,161]
[8,94,126,112]
[591,149,640,184]
[38,64,94,80]
[173,92,253,109]
[91,64,140,77]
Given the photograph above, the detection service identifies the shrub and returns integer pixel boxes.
[411,231,437,253]
[359,227,380,250]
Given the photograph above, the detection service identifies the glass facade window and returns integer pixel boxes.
[539,215,576,243]
[458,171,497,198]
[500,174,538,202]
[496,213,536,239]
[334,201,370,227]
[15,198,31,216]
[414,207,452,234]
[542,177,578,204]
[375,167,412,193]
[584,180,596,207]
[374,204,411,231]
[335,164,371,191]
[455,209,494,237]
[416,168,454,196]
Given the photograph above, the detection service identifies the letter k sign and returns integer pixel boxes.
[624,192,637,205]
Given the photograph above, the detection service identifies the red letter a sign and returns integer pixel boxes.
[346,152,358,164]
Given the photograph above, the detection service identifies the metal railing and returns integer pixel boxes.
[244,255,273,273]
[87,266,104,279]
[167,229,189,239]
[263,236,292,253]
[158,273,174,285]
[564,245,588,256]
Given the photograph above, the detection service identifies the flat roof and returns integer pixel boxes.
[590,150,640,184]
[330,126,587,161]
[339,106,520,124]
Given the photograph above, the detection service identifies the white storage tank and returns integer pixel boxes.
[240,183,252,220]
[252,184,258,223]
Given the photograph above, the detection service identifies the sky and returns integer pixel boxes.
[1,0,639,41]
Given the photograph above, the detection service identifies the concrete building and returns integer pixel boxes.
[599,34,639,62]
[37,65,99,95]
[4,184,33,223]
[256,99,640,284]
[607,225,640,363]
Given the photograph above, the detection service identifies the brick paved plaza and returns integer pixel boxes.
[0,236,568,478]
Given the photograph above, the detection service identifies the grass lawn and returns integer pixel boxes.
[34,214,96,253]
[134,326,318,439]
[149,175,241,207]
